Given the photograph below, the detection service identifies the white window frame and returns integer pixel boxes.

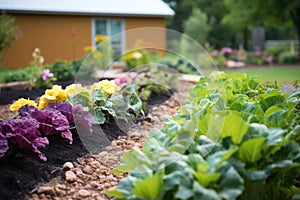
[91,18,125,57]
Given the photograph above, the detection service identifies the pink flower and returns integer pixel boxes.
[205,42,210,49]
[41,69,54,81]
[212,50,219,56]
[114,76,127,86]
[221,47,233,55]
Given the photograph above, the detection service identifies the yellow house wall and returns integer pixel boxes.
[2,13,166,68]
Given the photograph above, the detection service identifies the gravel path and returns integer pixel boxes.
[29,82,193,200]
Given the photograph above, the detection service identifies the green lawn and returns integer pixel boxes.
[225,66,300,83]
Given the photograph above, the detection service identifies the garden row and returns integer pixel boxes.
[106,72,300,200]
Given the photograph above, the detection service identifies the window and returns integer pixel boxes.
[92,19,125,58]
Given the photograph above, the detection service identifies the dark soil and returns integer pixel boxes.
[0,130,88,200]
[0,85,172,200]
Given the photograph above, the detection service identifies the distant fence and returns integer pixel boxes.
[265,40,299,53]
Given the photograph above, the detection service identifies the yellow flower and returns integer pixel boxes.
[95,35,109,44]
[93,51,102,59]
[91,80,118,96]
[131,52,142,59]
[10,98,37,111]
[65,84,87,96]
[84,45,95,53]
[38,85,67,109]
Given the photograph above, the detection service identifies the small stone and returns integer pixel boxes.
[37,186,55,196]
[54,188,66,197]
[65,171,77,182]
[78,189,91,197]
[83,165,94,175]
[62,162,74,171]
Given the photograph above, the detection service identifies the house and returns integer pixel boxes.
[0,0,174,68]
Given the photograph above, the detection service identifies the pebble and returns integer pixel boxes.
[62,162,74,171]
[78,189,91,197]
[37,186,55,195]
[83,165,94,175]
[65,171,77,183]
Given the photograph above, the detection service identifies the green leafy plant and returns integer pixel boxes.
[0,12,19,63]
[106,72,300,200]
[278,51,297,64]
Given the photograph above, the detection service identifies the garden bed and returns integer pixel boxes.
[0,80,193,200]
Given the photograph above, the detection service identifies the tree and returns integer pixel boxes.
[164,0,232,49]
[183,8,211,45]
[0,12,19,63]
[223,0,300,57]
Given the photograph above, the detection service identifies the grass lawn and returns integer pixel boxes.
[225,66,300,83]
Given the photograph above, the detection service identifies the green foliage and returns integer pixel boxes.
[183,8,212,45]
[107,71,300,199]
[158,56,197,75]
[2,68,33,83]
[263,46,287,61]
[122,50,150,71]
[278,51,297,64]
[48,59,81,80]
[0,12,19,62]
[69,84,143,125]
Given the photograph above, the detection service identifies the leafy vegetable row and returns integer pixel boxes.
[107,72,300,200]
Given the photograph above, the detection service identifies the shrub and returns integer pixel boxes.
[4,68,33,83]
[263,46,286,61]
[278,51,297,64]
[0,12,19,62]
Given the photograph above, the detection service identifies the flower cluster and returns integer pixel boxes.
[10,98,37,111]
[95,34,109,44]
[91,80,118,96]
[38,85,67,109]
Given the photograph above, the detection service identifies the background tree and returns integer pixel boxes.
[223,0,300,56]
[0,12,19,64]
[183,8,211,45]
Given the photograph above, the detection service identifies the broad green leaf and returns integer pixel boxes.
[238,137,265,163]
[175,185,193,200]
[219,167,244,200]
[104,189,124,198]
[114,148,152,174]
[194,172,221,187]
[232,78,243,93]
[193,181,221,200]
[248,123,268,138]
[206,148,238,169]
[220,113,249,144]
[71,92,91,107]
[92,89,107,105]
[132,172,163,199]
[264,106,286,128]
[92,107,105,124]
[260,95,286,111]
[286,125,300,141]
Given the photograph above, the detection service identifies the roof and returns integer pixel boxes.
[0,0,174,17]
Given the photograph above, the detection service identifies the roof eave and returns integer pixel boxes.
[3,10,175,17]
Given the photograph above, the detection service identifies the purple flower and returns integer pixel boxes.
[30,109,73,144]
[48,102,93,135]
[48,102,73,123]
[0,118,49,161]
[41,69,54,81]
